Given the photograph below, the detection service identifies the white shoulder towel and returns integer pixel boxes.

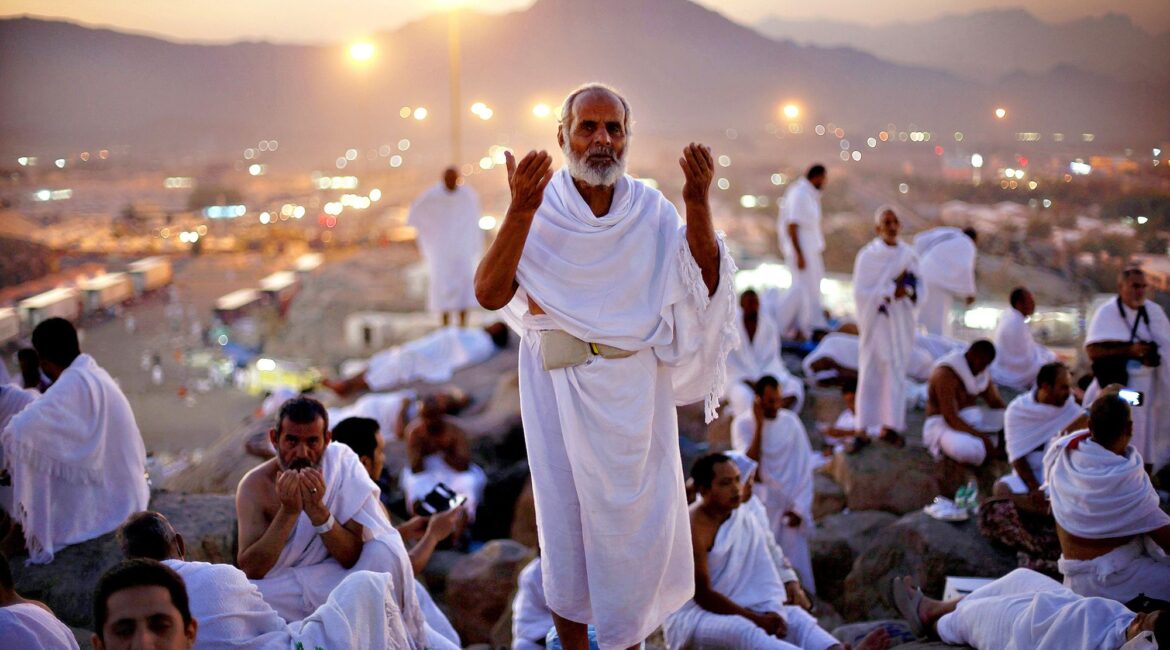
[505,167,738,421]
[408,183,482,313]
[1004,391,1082,463]
[663,504,788,649]
[1,354,148,563]
[0,603,80,650]
[934,348,989,396]
[1043,431,1170,538]
[164,560,290,650]
[913,227,977,296]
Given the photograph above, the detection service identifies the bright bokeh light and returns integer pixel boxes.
[349,42,375,62]
[994,107,1007,119]
[971,153,984,168]
[248,164,263,176]
[470,102,487,115]
[479,108,493,120]
[739,195,758,208]
[369,188,382,202]
[259,212,270,224]
[532,103,552,118]
[399,106,412,119]
[413,107,428,120]
[782,104,800,120]
[478,215,497,230]
[257,358,277,371]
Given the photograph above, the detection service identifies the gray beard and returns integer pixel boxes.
[563,143,627,188]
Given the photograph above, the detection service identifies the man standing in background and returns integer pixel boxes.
[777,165,828,339]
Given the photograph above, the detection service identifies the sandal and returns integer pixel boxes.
[891,576,926,638]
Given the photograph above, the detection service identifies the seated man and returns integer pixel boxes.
[731,376,816,592]
[234,395,434,647]
[1045,391,1170,602]
[0,553,79,649]
[893,569,1167,649]
[402,396,487,520]
[1001,362,1085,494]
[324,322,509,397]
[512,554,554,650]
[91,559,197,650]
[664,453,887,650]
[923,340,1007,467]
[821,379,866,453]
[724,289,804,415]
[1,317,149,563]
[991,287,1058,391]
[118,511,422,650]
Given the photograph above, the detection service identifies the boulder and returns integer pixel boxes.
[841,511,1016,622]
[811,510,898,609]
[827,444,942,515]
[164,416,268,494]
[11,491,237,629]
[509,478,538,549]
[444,539,534,644]
[471,460,530,542]
[812,472,846,521]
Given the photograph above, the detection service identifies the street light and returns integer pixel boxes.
[349,42,375,62]
[994,107,1007,119]
[782,103,800,120]
[532,103,552,118]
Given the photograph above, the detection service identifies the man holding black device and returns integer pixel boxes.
[1084,266,1170,473]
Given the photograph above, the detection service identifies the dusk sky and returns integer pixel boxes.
[2,0,1167,43]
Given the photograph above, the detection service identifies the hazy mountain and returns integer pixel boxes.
[755,9,1170,85]
[1,0,1166,163]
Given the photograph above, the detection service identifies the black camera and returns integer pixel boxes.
[415,482,466,516]
[1144,341,1161,368]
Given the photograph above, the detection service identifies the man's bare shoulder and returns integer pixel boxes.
[689,505,718,541]
[928,364,959,387]
[238,459,279,497]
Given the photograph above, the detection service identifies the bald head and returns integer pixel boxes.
[442,167,458,191]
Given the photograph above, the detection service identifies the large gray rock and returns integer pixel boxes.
[841,511,1016,622]
[828,444,942,515]
[812,472,846,521]
[445,539,534,644]
[11,491,237,629]
[811,510,898,609]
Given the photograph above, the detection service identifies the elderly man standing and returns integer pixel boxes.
[1083,266,1170,473]
[924,340,1007,467]
[777,165,828,339]
[475,83,736,649]
[409,167,483,327]
[991,287,1058,391]
[0,317,148,563]
[235,396,443,649]
[914,226,977,336]
[852,206,918,447]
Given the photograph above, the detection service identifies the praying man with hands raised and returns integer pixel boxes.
[474,83,739,650]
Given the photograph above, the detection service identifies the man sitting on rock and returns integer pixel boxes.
[731,376,816,592]
[724,289,803,415]
[1045,390,1170,603]
[235,396,440,647]
[402,396,486,521]
[118,510,424,650]
[923,339,1007,467]
[91,559,197,650]
[892,569,1167,649]
[990,287,1058,391]
[664,453,888,650]
[0,317,149,563]
[323,322,510,397]
[0,553,79,649]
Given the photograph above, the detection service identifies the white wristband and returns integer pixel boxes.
[313,513,336,535]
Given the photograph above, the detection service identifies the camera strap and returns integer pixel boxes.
[1116,297,1150,343]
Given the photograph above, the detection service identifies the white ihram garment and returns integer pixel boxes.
[730,410,815,593]
[1,354,148,564]
[249,443,433,649]
[1044,431,1170,601]
[724,307,804,416]
[400,453,487,520]
[663,504,837,650]
[165,559,417,650]
[778,177,827,337]
[1084,296,1170,470]
[914,227,976,336]
[362,327,496,392]
[852,238,917,434]
[512,557,554,650]
[0,603,79,650]
[923,350,1005,465]
[991,308,1058,390]
[408,183,482,313]
[501,168,737,649]
[935,568,1135,650]
[1002,390,1081,490]
[0,385,37,515]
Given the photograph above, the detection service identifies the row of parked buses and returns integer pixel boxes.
[1,256,173,348]
[211,253,322,325]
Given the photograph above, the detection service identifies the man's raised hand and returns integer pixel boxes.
[505,150,553,216]
[679,143,714,206]
[276,470,303,515]
[298,468,330,525]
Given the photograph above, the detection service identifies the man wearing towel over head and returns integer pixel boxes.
[852,205,918,447]
[0,317,148,563]
[408,166,483,327]
[475,83,737,649]
[1045,390,1170,603]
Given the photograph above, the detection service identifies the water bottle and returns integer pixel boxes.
[964,479,979,512]
[953,483,970,510]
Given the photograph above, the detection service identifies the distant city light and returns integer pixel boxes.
[770,173,785,186]
[259,212,271,224]
[349,42,375,62]
[54,158,65,169]
[471,102,494,120]
[718,155,731,168]
[389,155,403,168]
[479,157,493,170]
[248,164,264,176]
[532,103,552,118]
[1138,216,1149,225]
[867,137,877,148]
[898,183,909,194]
[478,215,497,230]
[994,107,1007,119]
[293,206,306,219]
[782,104,800,120]
[970,154,984,168]
[345,148,358,161]
[1042,199,1052,208]
[852,151,862,161]
[398,139,411,151]
[244,148,255,160]
[369,188,382,202]
[1069,160,1092,175]
[335,157,347,169]
[413,107,428,120]
[814,125,826,136]
[739,195,758,208]
[717,178,730,191]
[954,132,964,141]
[470,102,486,114]
[314,176,359,190]
[400,106,412,119]
[17,156,30,166]
[164,177,194,189]
[203,205,246,219]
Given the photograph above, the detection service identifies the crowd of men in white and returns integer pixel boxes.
[0,83,1168,650]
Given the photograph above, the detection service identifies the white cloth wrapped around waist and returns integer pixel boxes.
[1043,431,1170,539]
[1057,536,1170,582]
[924,406,1003,457]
